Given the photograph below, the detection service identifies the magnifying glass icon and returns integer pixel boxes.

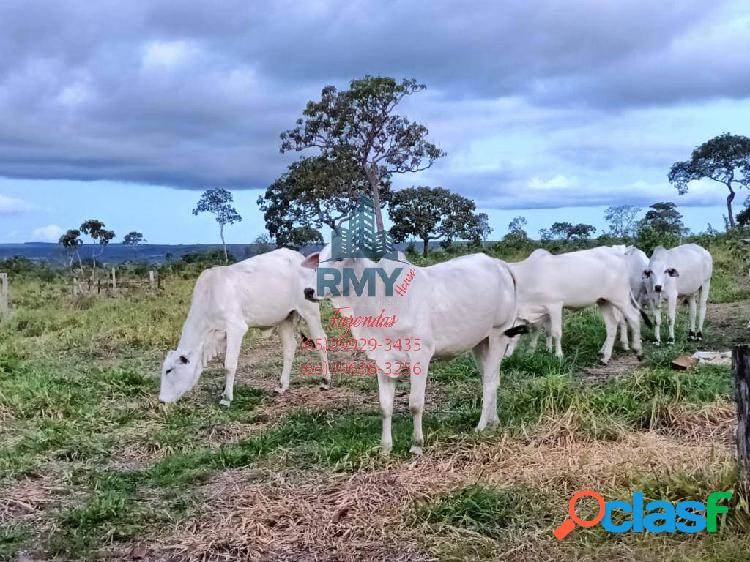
[553,490,606,540]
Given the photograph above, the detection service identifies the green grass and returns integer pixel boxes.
[415,484,554,539]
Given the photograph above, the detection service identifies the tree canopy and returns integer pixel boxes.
[389,187,484,257]
[540,221,596,242]
[635,202,687,253]
[123,232,145,246]
[604,205,640,238]
[80,219,115,261]
[668,133,750,228]
[280,76,445,233]
[257,154,390,245]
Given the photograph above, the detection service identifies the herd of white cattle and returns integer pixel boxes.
[159,242,713,455]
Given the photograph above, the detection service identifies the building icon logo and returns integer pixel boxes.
[330,195,399,261]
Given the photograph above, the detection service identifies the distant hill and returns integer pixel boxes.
[0,243,272,264]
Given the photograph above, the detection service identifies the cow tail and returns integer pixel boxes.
[630,291,653,329]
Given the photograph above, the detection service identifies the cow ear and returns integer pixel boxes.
[178,354,190,365]
[302,252,320,269]
[667,268,680,277]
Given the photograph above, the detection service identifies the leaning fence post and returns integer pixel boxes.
[149,270,156,289]
[0,273,8,316]
[111,267,117,291]
[734,345,750,490]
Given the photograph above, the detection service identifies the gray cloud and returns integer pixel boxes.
[0,0,748,203]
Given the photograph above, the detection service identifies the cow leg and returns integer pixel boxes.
[276,318,296,393]
[547,306,564,358]
[220,323,248,406]
[409,357,429,455]
[475,335,505,431]
[297,305,331,390]
[667,294,677,344]
[621,303,643,360]
[377,371,397,456]
[528,324,540,353]
[687,294,698,341]
[613,307,629,351]
[652,298,662,345]
[697,280,710,340]
[597,302,617,364]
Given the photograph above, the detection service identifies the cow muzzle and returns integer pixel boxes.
[654,285,662,293]
[304,287,317,302]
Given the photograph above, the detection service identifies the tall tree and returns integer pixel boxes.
[637,202,686,235]
[280,76,445,233]
[59,229,83,268]
[389,187,483,257]
[80,219,115,264]
[193,188,242,262]
[503,216,529,245]
[604,205,640,238]
[475,213,493,242]
[635,202,687,253]
[668,133,750,228]
[123,231,145,258]
[258,155,390,244]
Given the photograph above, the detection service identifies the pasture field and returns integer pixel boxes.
[1,239,750,561]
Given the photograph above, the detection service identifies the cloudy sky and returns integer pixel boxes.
[1,0,749,244]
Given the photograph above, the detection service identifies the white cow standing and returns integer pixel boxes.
[159,249,330,405]
[507,247,646,363]
[643,244,713,344]
[301,247,523,456]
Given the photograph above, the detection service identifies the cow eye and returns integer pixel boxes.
[165,368,173,375]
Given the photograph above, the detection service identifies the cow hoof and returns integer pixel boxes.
[319,381,330,391]
[380,447,392,458]
[409,445,423,456]
[667,338,675,345]
[636,353,644,361]
[219,398,231,407]
[653,341,661,347]
[598,358,610,366]
[274,387,288,395]
[621,345,630,352]
[697,331,703,341]
[688,331,696,341]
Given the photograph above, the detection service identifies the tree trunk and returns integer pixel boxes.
[734,345,750,490]
[422,238,429,258]
[220,223,228,263]
[366,166,385,233]
[727,188,736,229]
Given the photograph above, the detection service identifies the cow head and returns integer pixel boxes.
[300,244,336,301]
[643,248,679,294]
[159,349,201,403]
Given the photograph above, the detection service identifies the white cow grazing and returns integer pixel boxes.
[301,247,522,456]
[159,248,330,405]
[507,247,645,363]
[643,244,712,344]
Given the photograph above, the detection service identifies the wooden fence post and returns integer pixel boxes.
[111,267,117,291]
[734,345,750,490]
[0,273,8,316]
[149,270,156,289]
